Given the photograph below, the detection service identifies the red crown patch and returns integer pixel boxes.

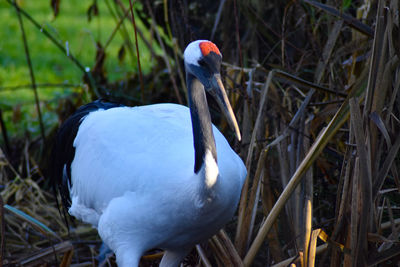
[199,41,221,57]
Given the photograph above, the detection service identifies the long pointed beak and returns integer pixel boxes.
[209,74,242,141]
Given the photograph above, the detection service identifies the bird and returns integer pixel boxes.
[51,40,247,267]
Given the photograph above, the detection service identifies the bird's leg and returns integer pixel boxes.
[114,249,141,267]
[159,247,192,267]
[97,242,113,266]
[97,196,146,267]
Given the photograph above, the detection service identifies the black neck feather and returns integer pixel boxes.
[187,73,218,173]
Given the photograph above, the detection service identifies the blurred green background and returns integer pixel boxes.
[0,0,160,139]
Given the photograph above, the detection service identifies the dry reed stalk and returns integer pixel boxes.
[236,68,330,260]
[243,71,367,265]
[303,0,374,37]
[18,241,73,266]
[302,125,313,267]
[274,244,329,267]
[350,97,372,265]
[196,244,212,267]
[235,70,274,255]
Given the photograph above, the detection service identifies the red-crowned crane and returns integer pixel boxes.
[52,40,246,267]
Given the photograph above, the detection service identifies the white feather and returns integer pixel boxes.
[204,149,219,188]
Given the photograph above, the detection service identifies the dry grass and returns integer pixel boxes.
[1,0,400,266]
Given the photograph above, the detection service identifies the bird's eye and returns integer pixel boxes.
[198,59,207,67]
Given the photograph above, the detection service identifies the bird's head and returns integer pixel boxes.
[184,40,241,141]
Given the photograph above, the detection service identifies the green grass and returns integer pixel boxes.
[0,0,159,139]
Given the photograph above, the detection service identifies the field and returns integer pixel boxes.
[1,0,400,266]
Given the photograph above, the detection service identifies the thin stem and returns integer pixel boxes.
[210,0,226,40]
[163,1,187,101]
[14,0,45,144]
[0,83,80,92]
[128,0,145,102]
[144,0,183,104]
[103,7,129,51]
[6,0,99,97]
[0,109,11,157]
[105,0,137,71]
[0,196,4,267]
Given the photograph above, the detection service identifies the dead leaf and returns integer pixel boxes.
[87,1,99,22]
[118,44,126,63]
[51,0,61,17]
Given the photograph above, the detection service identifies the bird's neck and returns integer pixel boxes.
[187,73,218,178]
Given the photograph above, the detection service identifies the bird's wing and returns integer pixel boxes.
[51,100,123,210]
[69,104,196,218]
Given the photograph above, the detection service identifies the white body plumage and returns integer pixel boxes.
[69,104,246,265]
